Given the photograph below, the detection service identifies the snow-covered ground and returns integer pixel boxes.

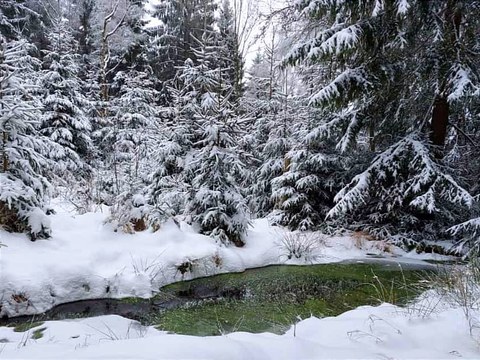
[0,301,478,359]
[0,201,451,318]
[0,202,477,359]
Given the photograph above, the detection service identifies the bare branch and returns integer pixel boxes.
[450,123,480,148]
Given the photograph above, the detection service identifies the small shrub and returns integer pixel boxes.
[277,232,327,262]
[130,254,166,284]
[176,261,194,275]
[11,293,28,304]
[432,259,480,336]
[212,252,223,268]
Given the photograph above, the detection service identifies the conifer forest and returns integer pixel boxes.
[2,1,480,359]
[0,0,479,253]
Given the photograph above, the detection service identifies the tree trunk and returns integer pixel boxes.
[430,95,449,159]
[368,122,375,152]
[2,131,7,172]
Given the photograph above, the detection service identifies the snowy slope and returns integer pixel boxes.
[0,202,449,318]
[0,302,478,359]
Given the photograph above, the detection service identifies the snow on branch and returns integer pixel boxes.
[450,218,480,237]
[309,24,362,57]
[327,135,473,219]
[308,68,370,106]
[285,23,362,64]
[335,111,363,153]
[395,0,410,16]
[295,0,346,17]
[372,0,384,17]
[447,64,477,103]
[449,217,480,255]
[305,107,355,143]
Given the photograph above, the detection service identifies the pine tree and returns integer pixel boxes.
[149,0,217,83]
[108,68,159,231]
[0,36,61,239]
[283,0,480,241]
[147,59,197,223]
[149,36,250,246]
[39,18,93,179]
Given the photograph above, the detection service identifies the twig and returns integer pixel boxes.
[450,123,479,148]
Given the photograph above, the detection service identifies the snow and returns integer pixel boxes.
[0,201,475,359]
[447,64,473,103]
[396,0,410,15]
[308,67,370,106]
[0,302,478,359]
[0,200,444,318]
[328,135,474,219]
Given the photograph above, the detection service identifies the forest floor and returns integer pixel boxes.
[1,200,477,359]
[0,199,449,318]
[0,300,479,359]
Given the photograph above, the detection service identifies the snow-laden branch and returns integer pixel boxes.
[327,135,474,219]
[447,63,477,103]
[308,68,370,106]
[285,22,362,64]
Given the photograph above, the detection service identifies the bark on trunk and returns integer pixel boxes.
[430,95,449,159]
[368,122,375,152]
[2,131,7,172]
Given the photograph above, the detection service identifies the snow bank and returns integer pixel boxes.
[0,302,478,359]
[0,202,446,317]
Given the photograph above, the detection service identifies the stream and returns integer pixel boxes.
[1,260,438,336]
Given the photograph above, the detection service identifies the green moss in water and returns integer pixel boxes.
[120,297,146,305]
[31,327,46,340]
[12,322,44,333]
[152,263,428,336]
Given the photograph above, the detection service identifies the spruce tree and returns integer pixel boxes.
[284,0,480,242]
[149,36,250,246]
[147,59,197,223]
[244,51,288,218]
[149,0,217,82]
[185,42,250,246]
[108,68,159,231]
[449,216,480,257]
[0,36,61,239]
[217,0,244,101]
[39,18,93,179]
[270,102,345,231]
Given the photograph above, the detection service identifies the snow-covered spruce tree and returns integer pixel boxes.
[149,0,217,83]
[270,101,347,231]
[0,36,61,239]
[326,135,474,241]
[449,215,480,257]
[0,1,39,41]
[39,18,93,180]
[150,36,250,246]
[245,28,319,222]
[184,46,250,247]
[217,0,244,102]
[242,51,286,217]
[88,0,149,206]
[240,53,270,164]
[147,60,198,224]
[242,22,316,220]
[107,68,159,232]
[283,0,480,242]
